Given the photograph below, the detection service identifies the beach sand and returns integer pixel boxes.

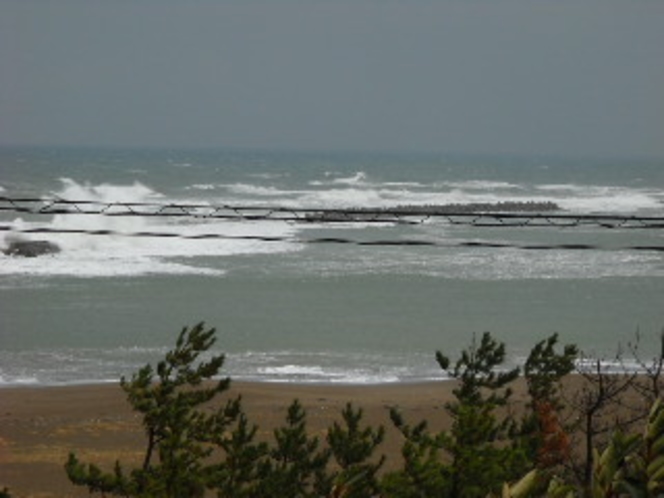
[0,380,488,498]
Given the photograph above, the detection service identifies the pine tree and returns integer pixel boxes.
[520,334,578,470]
[327,402,386,498]
[438,333,524,497]
[203,410,268,497]
[381,412,450,497]
[65,322,238,497]
[387,332,526,498]
[256,399,333,497]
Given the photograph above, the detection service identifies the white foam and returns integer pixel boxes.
[0,253,226,278]
[225,183,289,197]
[537,183,594,193]
[0,348,411,386]
[259,365,326,376]
[253,364,402,384]
[0,179,303,278]
[538,184,663,213]
[213,179,552,212]
[222,350,444,384]
[187,183,217,191]
[332,171,369,186]
[55,177,162,203]
[383,181,424,188]
[557,191,662,213]
[295,184,546,210]
[298,188,391,208]
[0,374,39,386]
[443,180,522,190]
[0,219,301,277]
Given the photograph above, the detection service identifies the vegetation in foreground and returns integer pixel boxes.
[60,323,663,497]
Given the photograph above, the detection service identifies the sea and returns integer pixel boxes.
[1,146,663,386]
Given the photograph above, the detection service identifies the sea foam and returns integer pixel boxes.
[0,179,301,278]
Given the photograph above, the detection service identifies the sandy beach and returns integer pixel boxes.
[0,380,475,498]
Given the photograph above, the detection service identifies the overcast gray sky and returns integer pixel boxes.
[1,0,663,157]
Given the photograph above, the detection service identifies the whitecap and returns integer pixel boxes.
[537,183,593,193]
[536,183,663,213]
[187,183,217,191]
[443,180,522,190]
[54,177,162,203]
[225,183,288,197]
[258,365,326,376]
[332,171,369,186]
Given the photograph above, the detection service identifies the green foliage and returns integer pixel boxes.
[204,410,268,497]
[121,322,232,496]
[524,333,578,407]
[256,399,332,497]
[442,334,527,494]
[64,323,387,498]
[65,456,132,496]
[438,332,520,409]
[66,322,235,497]
[62,323,664,498]
[608,399,664,497]
[385,333,579,498]
[591,431,642,497]
[386,332,528,498]
[383,409,450,497]
[440,333,527,497]
[327,402,386,498]
[499,400,664,497]
[520,334,578,470]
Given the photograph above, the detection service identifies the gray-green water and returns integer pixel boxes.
[1,147,663,384]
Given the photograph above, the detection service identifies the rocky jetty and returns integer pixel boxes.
[392,200,560,214]
[304,200,561,222]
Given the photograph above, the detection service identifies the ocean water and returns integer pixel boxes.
[0,147,663,386]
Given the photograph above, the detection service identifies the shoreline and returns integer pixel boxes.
[1,380,466,497]
[0,378,449,390]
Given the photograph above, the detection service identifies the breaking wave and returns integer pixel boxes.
[0,179,302,278]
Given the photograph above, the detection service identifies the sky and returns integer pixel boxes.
[1,0,663,158]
